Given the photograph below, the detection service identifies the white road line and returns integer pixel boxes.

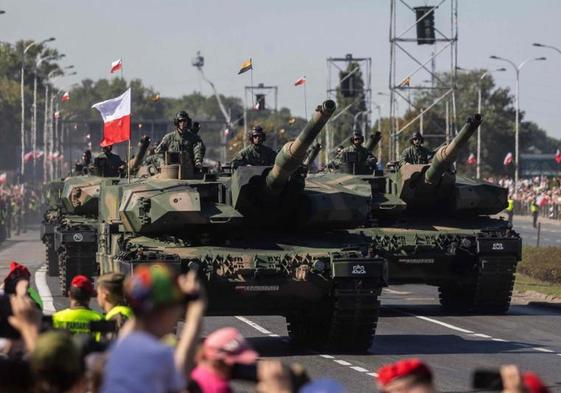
[413,315,474,334]
[320,354,335,359]
[367,372,379,377]
[334,360,352,366]
[350,366,370,373]
[472,333,492,338]
[35,265,56,315]
[234,316,272,335]
[533,347,554,353]
[492,338,507,342]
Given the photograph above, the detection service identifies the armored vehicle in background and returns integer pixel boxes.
[368,115,521,314]
[40,180,65,276]
[96,101,387,352]
[50,137,150,293]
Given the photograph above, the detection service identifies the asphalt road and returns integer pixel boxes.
[2,228,561,393]
[510,215,561,247]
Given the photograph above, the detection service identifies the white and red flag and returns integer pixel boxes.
[0,173,6,185]
[92,88,131,147]
[467,153,476,165]
[294,76,306,86]
[61,92,70,102]
[503,152,513,166]
[110,58,123,74]
[555,149,561,164]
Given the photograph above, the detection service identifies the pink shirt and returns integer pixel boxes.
[191,365,232,393]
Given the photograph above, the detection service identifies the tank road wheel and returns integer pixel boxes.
[438,256,517,315]
[287,279,381,353]
[58,243,97,296]
[45,235,59,277]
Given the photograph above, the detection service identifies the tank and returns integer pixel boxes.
[97,100,388,352]
[52,136,150,294]
[40,180,65,276]
[365,114,522,314]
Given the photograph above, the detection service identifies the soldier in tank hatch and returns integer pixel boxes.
[334,131,377,174]
[400,132,433,166]
[231,126,277,169]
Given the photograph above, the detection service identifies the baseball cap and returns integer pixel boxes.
[523,372,550,393]
[125,264,183,314]
[377,358,433,387]
[3,262,31,294]
[203,327,258,365]
[70,275,96,297]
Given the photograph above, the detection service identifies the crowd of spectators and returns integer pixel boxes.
[0,261,553,393]
[0,184,41,242]
[487,176,561,219]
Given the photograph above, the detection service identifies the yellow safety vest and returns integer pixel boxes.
[506,199,514,212]
[52,307,103,335]
[530,203,539,214]
[105,305,134,321]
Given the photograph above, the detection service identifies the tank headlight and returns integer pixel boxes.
[461,238,472,248]
[188,261,201,271]
[312,260,326,273]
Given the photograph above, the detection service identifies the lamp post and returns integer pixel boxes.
[490,55,546,185]
[20,37,55,179]
[476,67,506,179]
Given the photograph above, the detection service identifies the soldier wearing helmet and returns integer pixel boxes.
[334,131,377,174]
[155,111,206,168]
[231,126,277,169]
[399,131,432,166]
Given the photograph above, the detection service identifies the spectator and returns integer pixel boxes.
[376,358,435,393]
[53,275,103,336]
[96,272,133,333]
[101,264,205,393]
[190,327,259,393]
[299,378,345,393]
[500,365,550,393]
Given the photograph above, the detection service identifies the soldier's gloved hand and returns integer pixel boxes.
[194,160,203,169]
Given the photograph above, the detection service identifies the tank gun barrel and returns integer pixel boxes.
[365,131,382,152]
[129,135,151,173]
[425,114,482,184]
[303,143,322,168]
[266,100,336,195]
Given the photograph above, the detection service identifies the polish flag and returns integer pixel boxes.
[24,151,34,162]
[503,152,513,166]
[466,153,476,165]
[0,173,6,185]
[61,92,70,102]
[294,76,306,86]
[555,149,561,164]
[92,88,131,147]
[111,58,123,74]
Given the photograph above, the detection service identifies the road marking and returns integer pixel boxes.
[233,315,375,378]
[472,333,492,338]
[413,314,474,334]
[384,288,411,295]
[234,316,272,335]
[492,338,507,342]
[35,265,56,315]
[533,347,554,353]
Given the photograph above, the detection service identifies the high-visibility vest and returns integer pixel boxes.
[507,199,514,212]
[530,203,539,214]
[105,305,133,321]
[52,307,103,335]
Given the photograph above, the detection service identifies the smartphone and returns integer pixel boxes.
[231,363,258,382]
[472,369,503,390]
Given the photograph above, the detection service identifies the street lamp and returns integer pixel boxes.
[476,67,506,179]
[20,36,55,179]
[51,71,77,179]
[490,55,546,185]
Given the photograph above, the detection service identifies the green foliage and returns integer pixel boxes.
[518,246,561,283]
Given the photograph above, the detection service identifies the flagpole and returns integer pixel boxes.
[249,58,255,109]
[120,57,124,80]
[303,80,308,119]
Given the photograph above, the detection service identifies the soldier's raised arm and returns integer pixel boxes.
[154,134,170,154]
[193,136,206,167]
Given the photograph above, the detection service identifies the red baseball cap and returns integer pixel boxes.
[203,327,258,365]
[70,275,96,296]
[523,372,550,393]
[3,261,31,293]
[377,358,433,387]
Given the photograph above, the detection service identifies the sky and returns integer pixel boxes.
[2,0,561,139]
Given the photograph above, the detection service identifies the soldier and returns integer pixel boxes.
[335,132,377,174]
[231,126,277,168]
[400,132,433,166]
[94,145,126,177]
[155,111,206,169]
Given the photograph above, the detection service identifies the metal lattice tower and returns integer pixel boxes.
[388,0,458,161]
[325,54,372,164]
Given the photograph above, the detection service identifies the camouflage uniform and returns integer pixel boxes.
[94,151,126,177]
[231,144,277,168]
[155,129,206,166]
[399,145,432,166]
[334,144,377,174]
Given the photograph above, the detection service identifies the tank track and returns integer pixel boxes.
[58,243,98,295]
[45,234,59,277]
[287,278,381,353]
[438,256,517,314]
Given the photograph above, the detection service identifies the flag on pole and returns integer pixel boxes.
[238,59,252,74]
[399,76,411,87]
[503,152,513,166]
[294,76,306,86]
[0,172,6,185]
[467,153,476,165]
[53,111,61,119]
[92,88,131,147]
[61,92,70,102]
[555,149,561,164]
[111,58,123,74]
